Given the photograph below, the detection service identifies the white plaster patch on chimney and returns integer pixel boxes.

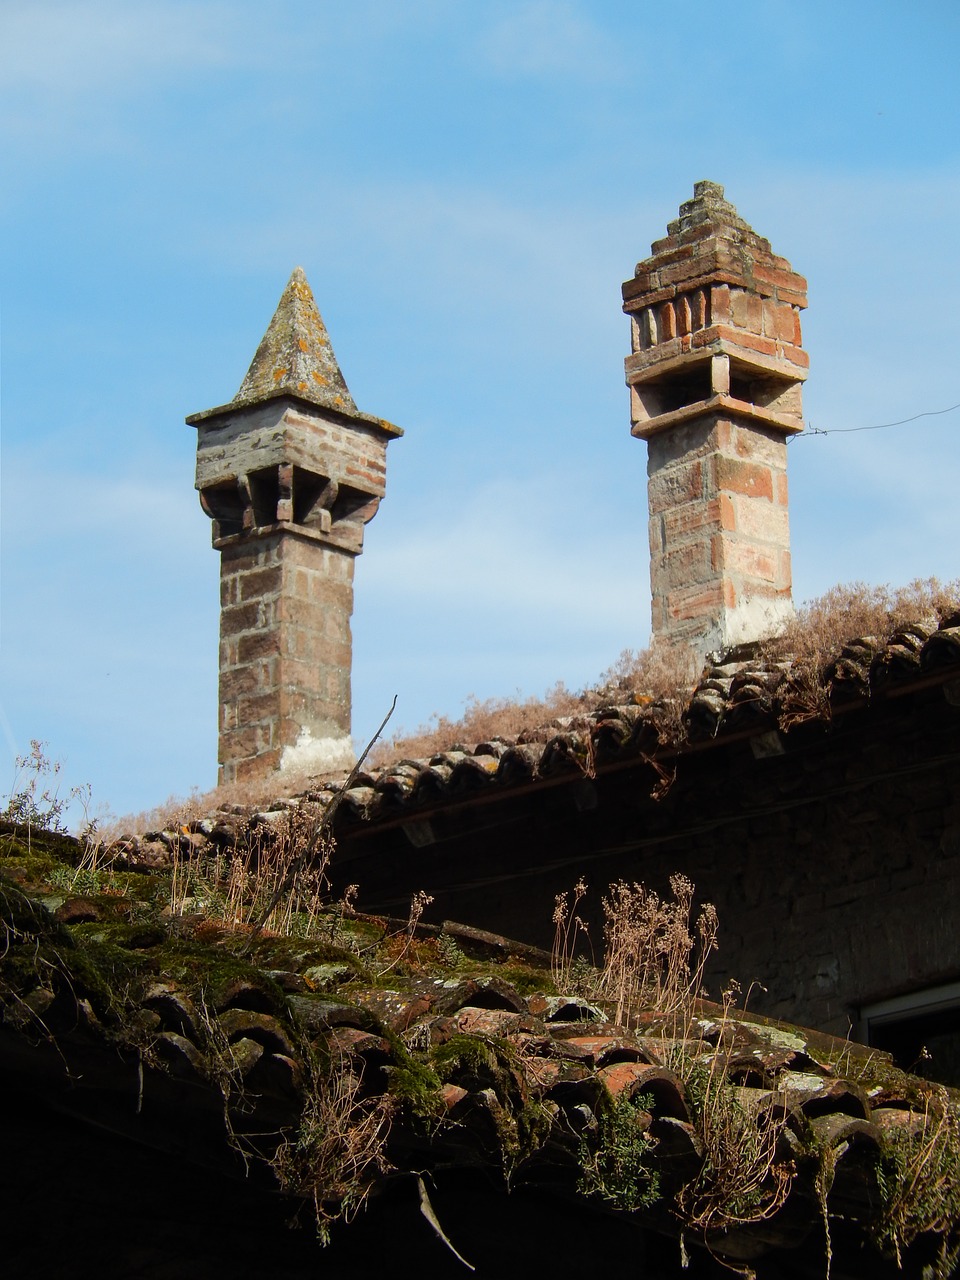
[693,596,793,669]
[280,726,355,774]
[722,595,794,651]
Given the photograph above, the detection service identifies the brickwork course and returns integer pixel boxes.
[187,268,402,784]
[623,181,807,663]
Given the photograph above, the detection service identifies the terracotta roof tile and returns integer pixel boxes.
[5,824,959,1275]
[277,618,960,830]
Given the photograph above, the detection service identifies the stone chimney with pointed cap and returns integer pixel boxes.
[622,181,807,665]
[187,268,402,784]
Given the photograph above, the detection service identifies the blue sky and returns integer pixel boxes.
[2,0,959,823]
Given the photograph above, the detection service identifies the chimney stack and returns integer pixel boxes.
[187,269,402,785]
[622,182,807,664]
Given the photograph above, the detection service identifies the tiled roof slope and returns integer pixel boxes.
[2,826,960,1278]
[172,616,960,835]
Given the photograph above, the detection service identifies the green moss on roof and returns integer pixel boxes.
[4,823,960,1277]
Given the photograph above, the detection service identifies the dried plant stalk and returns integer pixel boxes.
[596,874,717,1033]
[272,1054,395,1243]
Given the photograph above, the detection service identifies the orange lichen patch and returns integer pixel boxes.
[273,367,290,382]
[298,338,308,352]
[312,372,327,385]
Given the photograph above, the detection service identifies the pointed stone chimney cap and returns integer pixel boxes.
[187,267,401,436]
[658,179,772,256]
[233,266,358,414]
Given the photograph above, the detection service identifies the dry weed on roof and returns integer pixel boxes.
[371,578,959,765]
[106,577,960,835]
[762,578,960,667]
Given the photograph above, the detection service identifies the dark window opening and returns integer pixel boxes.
[863,984,960,1088]
[729,372,757,403]
[728,368,796,412]
[643,366,712,416]
[247,468,280,528]
[870,1009,960,1087]
[200,483,244,538]
[330,483,378,528]
[292,468,331,526]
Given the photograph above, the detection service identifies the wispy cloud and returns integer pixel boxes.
[0,0,259,160]
[0,450,204,550]
[477,1,621,81]
[364,474,644,618]
[0,451,218,810]
[0,0,238,95]
[179,173,656,389]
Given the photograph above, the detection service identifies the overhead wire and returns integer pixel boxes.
[791,401,960,442]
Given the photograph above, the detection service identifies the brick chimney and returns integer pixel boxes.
[622,182,807,664]
[187,268,402,785]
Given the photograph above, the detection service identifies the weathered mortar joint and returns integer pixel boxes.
[188,267,402,786]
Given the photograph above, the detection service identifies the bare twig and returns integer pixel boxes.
[241,697,397,953]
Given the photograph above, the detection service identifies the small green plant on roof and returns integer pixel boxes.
[2,740,87,848]
[579,1091,660,1212]
[553,876,795,1236]
[873,1086,960,1279]
[676,987,793,1238]
[168,807,334,941]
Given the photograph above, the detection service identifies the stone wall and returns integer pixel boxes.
[336,684,960,1041]
[218,530,355,783]
[646,415,792,653]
